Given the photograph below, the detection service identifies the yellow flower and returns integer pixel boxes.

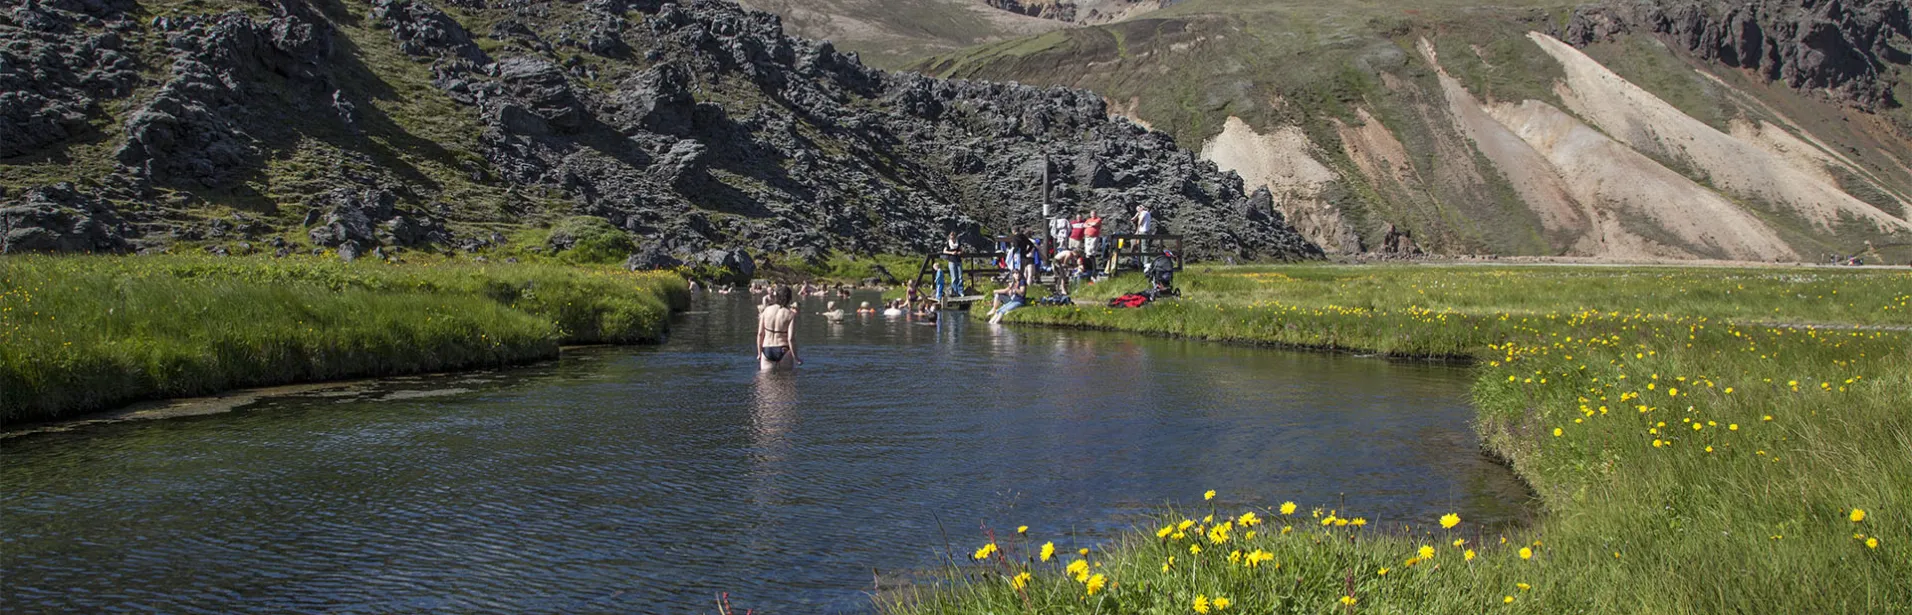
[1866,538,1880,549]
[1204,490,1217,501]
[1040,542,1056,562]
[1281,525,1293,535]
[1321,516,1337,527]
[1504,596,1515,604]
[1552,428,1563,437]
[972,543,997,560]
[1085,573,1107,595]
[1351,518,1367,527]
[1340,595,1358,606]
[1453,538,1466,547]
[1009,572,1031,590]
[1190,543,1202,555]
[1017,525,1029,535]
[1212,596,1231,610]
[1729,423,1738,431]
[1178,519,1196,531]
[1517,583,1531,591]
[1158,526,1175,539]
[1465,549,1477,561]
[1850,508,1867,523]
[1440,513,1461,529]
[1280,501,1297,515]
[1763,415,1772,421]
[1079,548,1090,556]
[1067,559,1089,578]
[1244,530,1256,539]
[1419,545,1436,559]
[1194,595,1211,613]
[1238,511,1261,527]
[1518,547,1533,560]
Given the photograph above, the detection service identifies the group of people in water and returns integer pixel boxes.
[745,204,1167,370]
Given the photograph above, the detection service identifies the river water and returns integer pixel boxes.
[1,293,1528,614]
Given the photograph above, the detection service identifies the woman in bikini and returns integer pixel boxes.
[757,284,801,370]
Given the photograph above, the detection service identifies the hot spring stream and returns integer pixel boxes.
[1,292,1529,613]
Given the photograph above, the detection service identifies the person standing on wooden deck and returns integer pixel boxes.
[936,231,965,300]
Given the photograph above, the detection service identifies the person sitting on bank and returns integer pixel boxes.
[989,273,1028,325]
[757,285,801,370]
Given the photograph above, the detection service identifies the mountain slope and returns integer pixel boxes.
[0,0,1320,263]
[908,0,1912,261]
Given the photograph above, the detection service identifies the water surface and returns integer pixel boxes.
[1,293,1528,613]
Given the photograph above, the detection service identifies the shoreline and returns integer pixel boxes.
[896,264,1910,614]
[0,255,688,425]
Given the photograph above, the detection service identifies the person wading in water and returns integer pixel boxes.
[757,284,802,370]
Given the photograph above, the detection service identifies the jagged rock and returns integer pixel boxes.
[371,0,489,63]
[306,187,448,250]
[683,247,756,285]
[624,245,683,270]
[0,183,131,253]
[0,0,141,158]
[1563,0,1912,109]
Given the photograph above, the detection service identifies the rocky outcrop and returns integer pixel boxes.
[1,0,1321,263]
[1563,0,1912,109]
[0,183,132,254]
[401,0,1318,260]
[0,0,141,159]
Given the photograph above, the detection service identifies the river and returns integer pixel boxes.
[0,292,1528,613]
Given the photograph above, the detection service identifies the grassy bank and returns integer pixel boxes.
[896,265,1911,614]
[0,255,687,424]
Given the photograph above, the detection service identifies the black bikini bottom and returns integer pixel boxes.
[761,346,788,362]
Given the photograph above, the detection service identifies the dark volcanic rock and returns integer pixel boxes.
[0,183,131,253]
[1564,0,1912,109]
[0,0,141,158]
[1,0,1322,262]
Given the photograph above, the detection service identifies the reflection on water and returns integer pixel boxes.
[0,293,1531,614]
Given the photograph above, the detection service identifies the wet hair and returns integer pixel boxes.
[771,284,794,307]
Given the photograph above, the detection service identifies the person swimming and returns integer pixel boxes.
[821,300,846,322]
[856,301,877,315]
[757,285,801,370]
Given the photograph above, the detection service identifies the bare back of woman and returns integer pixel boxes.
[756,285,801,370]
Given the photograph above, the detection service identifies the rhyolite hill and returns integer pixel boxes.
[0,0,1322,267]
[766,0,1912,262]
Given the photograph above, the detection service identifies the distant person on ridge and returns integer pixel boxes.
[757,285,801,370]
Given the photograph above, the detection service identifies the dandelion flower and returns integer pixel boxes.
[1440,513,1461,529]
[1340,595,1358,606]
[1504,596,1515,604]
[1084,573,1107,595]
[1465,549,1477,561]
[1377,567,1390,576]
[1194,595,1211,613]
[1519,547,1533,560]
[1351,518,1367,527]
[1212,596,1231,610]
[1866,538,1880,549]
[1190,544,1202,555]
[1158,526,1175,539]
[1850,509,1867,523]
[972,543,998,560]
[1517,582,1530,591]
[1419,545,1436,559]
[1204,490,1217,501]
[1762,415,1773,422]
[1009,572,1031,589]
[1017,525,1028,535]
[1040,542,1056,562]
[1453,538,1466,547]
[1280,502,1297,515]
[1552,428,1563,437]
[1067,559,1089,578]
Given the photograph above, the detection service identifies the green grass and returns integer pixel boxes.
[0,255,687,424]
[888,264,1912,614]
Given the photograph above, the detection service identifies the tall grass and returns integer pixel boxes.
[0,255,687,423]
[893,264,1912,614]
